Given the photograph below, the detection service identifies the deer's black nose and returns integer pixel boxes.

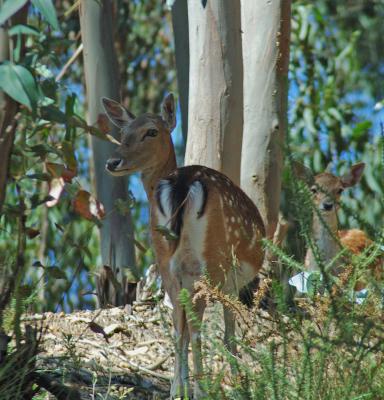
[323,202,333,211]
[106,158,121,171]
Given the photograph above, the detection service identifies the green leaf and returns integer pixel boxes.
[40,105,67,123]
[30,194,55,208]
[54,222,65,232]
[0,0,28,26]
[25,173,51,181]
[364,163,382,194]
[46,266,67,280]
[303,108,316,134]
[68,114,110,140]
[115,198,135,216]
[8,24,40,36]
[0,62,39,110]
[0,63,30,108]
[31,0,59,31]
[61,141,77,170]
[352,121,372,141]
[27,143,59,157]
[328,107,342,122]
[13,64,40,106]
[155,224,178,241]
[32,261,44,268]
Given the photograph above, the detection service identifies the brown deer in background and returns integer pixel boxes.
[297,163,382,288]
[102,94,265,399]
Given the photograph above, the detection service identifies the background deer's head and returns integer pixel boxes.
[294,162,365,227]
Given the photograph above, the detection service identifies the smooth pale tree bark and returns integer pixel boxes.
[240,0,291,239]
[171,0,189,144]
[184,0,243,185]
[79,0,137,307]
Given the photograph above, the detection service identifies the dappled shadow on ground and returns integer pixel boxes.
[22,303,174,399]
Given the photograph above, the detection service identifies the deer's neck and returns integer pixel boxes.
[141,143,177,202]
[306,212,341,272]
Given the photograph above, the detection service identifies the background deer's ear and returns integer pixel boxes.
[291,160,314,185]
[161,93,176,131]
[340,162,365,188]
[101,97,135,128]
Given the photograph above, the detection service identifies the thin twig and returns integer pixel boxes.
[56,43,84,82]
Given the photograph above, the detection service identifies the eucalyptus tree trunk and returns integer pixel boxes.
[0,6,28,361]
[79,0,137,307]
[240,0,291,239]
[184,0,243,185]
[0,7,27,215]
[171,0,189,145]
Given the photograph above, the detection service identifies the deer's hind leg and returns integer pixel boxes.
[169,284,190,399]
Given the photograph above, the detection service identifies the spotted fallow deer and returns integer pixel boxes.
[102,94,265,399]
[297,163,382,287]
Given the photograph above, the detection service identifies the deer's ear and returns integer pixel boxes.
[101,97,135,128]
[161,93,176,131]
[291,161,314,185]
[341,162,365,188]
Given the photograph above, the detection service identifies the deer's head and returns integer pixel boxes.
[102,94,176,176]
[294,162,365,214]
[311,163,365,213]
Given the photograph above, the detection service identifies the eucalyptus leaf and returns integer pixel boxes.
[32,261,44,268]
[25,173,51,181]
[30,194,55,209]
[31,0,59,30]
[352,121,372,140]
[40,105,67,123]
[155,224,178,241]
[8,24,40,36]
[27,143,59,157]
[12,64,40,107]
[0,0,28,26]
[0,62,33,109]
[46,266,67,280]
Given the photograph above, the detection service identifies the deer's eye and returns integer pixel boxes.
[142,129,158,140]
[310,186,317,194]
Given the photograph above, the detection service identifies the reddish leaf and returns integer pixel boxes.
[26,227,40,239]
[72,190,105,221]
[97,113,110,134]
[46,162,76,183]
[62,168,76,183]
[45,162,63,178]
[97,113,121,145]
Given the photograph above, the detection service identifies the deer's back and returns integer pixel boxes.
[151,165,265,290]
